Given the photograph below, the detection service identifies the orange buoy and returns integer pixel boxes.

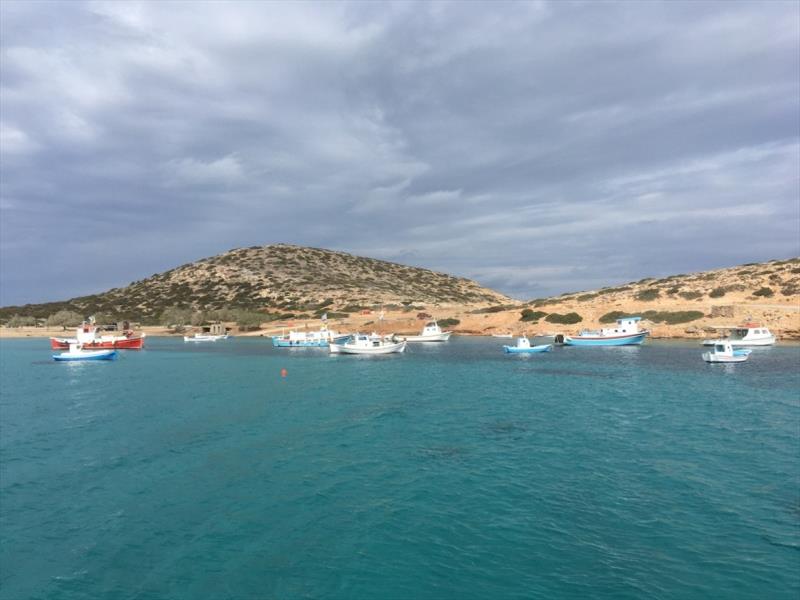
[280,368,288,378]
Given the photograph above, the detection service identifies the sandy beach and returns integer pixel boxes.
[3,297,799,341]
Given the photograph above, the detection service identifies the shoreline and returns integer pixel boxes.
[3,302,799,341]
[3,328,799,343]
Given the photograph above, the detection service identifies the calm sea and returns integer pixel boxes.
[1,336,798,599]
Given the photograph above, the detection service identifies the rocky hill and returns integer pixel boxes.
[449,257,800,339]
[0,244,512,323]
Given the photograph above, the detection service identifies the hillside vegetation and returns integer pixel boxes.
[0,244,511,323]
[454,257,800,339]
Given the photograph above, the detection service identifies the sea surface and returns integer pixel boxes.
[1,336,798,599]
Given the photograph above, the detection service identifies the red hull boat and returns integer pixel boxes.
[49,335,145,350]
[50,321,146,350]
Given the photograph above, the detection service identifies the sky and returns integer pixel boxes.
[1,0,798,305]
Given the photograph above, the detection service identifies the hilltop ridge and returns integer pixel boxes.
[0,244,512,322]
[446,257,800,339]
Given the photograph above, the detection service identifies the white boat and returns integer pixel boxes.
[491,333,513,338]
[50,318,145,350]
[503,337,552,354]
[53,343,117,362]
[395,320,452,342]
[564,316,649,346]
[702,322,776,346]
[702,341,752,363]
[183,334,229,342]
[272,325,349,347]
[329,333,406,355]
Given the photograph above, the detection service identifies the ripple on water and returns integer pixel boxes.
[1,337,798,599]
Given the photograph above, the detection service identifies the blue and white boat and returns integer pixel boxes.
[702,341,751,363]
[53,343,117,362]
[272,325,349,348]
[503,337,553,353]
[564,316,649,346]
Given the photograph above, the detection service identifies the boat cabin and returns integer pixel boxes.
[599,316,642,336]
[515,337,531,349]
[421,321,442,335]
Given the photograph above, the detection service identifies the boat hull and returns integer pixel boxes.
[184,335,228,342]
[329,341,407,355]
[272,335,350,348]
[272,338,329,347]
[53,349,117,361]
[397,332,452,342]
[564,332,648,346]
[702,336,775,347]
[702,353,749,363]
[503,344,552,354]
[50,336,144,350]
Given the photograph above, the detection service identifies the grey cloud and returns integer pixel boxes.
[1,0,798,305]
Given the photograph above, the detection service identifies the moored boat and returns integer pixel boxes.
[702,323,776,346]
[491,333,513,338]
[272,324,349,347]
[184,334,229,342]
[564,316,649,346]
[702,341,751,363]
[53,343,117,362]
[395,320,452,342]
[50,321,145,350]
[503,337,552,354]
[329,333,406,355]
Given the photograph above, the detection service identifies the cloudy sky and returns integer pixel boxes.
[1,0,798,305]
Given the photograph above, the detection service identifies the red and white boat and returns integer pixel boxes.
[50,321,146,350]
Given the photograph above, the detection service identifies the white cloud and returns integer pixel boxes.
[166,154,245,186]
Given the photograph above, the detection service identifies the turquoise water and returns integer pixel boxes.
[1,337,798,599]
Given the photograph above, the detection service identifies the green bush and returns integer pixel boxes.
[438,318,460,328]
[160,307,192,330]
[6,314,37,327]
[753,287,774,298]
[634,288,660,301]
[781,284,799,296]
[469,304,517,314]
[709,287,726,298]
[236,311,264,331]
[577,293,599,302]
[641,310,705,324]
[46,310,84,328]
[520,309,548,322]
[544,312,583,324]
[678,291,703,300]
[599,311,627,324]
[597,286,632,295]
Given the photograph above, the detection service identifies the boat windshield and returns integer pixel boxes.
[715,344,725,352]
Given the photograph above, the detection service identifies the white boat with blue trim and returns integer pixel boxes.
[702,341,752,363]
[53,343,117,362]
[503,337,552,354]
[564,316,649,346]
